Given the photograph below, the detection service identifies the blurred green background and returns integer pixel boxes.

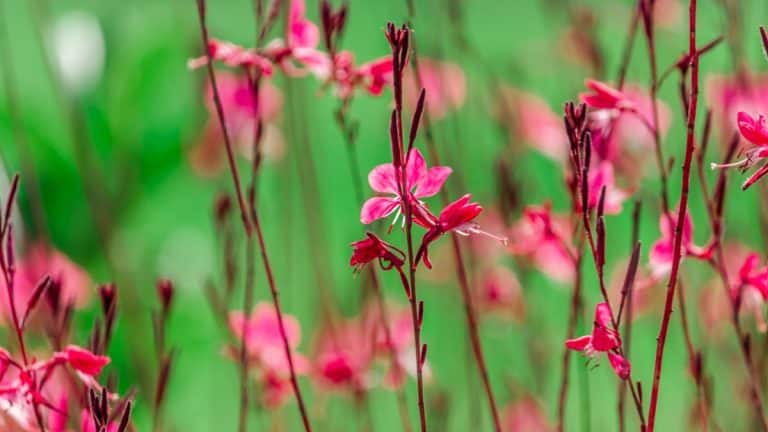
[1,0,767,430]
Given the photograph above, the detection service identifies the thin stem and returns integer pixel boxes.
[676,280,710,431]
[616,0,642,89]
[646,2,700,429]
[556,246,583,432]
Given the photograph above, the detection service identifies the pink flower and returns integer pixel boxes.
[1,243,92,324]
[188,38,273,75]
[189,72,283,175]
[349,232,405,272]
[403,58,466,120]
[706,73,768,134]
[416,194,507,268]
[508,205,575,283]
[712,112,768,190]
[321,51,394,100]
[734,253,768,332]
[579,79,633,110]
[57,345,110,376]
[287,0,318,50]
[583,161,628,215]
[228,302,305,374]
[476,266,525,320]
[497,87,568,162]
[565,302,630,379]
[649,211,712,278]
[501,396,553,432]
[368,305,431,389]
[360,148,451,225]
[312,318,373,393]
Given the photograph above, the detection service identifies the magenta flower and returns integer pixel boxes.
[360,148,451,225]
[712,111,768,190]
[649,211,713,278]
[501,396,553,432]
[499,87,568,162]
[508,205,575,283]
[312,318,373,393]
[565,302,630,379]
[734,253,768,332]
[706,73,768,134]
[476,266,525,320]
[579,79,634,110]
[349,232,405,272]
[416,194,507,268]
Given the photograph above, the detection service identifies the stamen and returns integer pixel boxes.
[710,157,748,170]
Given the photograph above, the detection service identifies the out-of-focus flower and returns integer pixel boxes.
[475,266,525,320]
[565,302,629,379]
[312,318,374,393]
[508,205,575,283]
[711,112,768,190]
[360,148,451,225]
[403,59,466,120]
[732,253,768,332]
[1,242,92,324]
[501,396,553,432]
[49,11,105,94]
[583,161,628,215]
[369,305,431,389]
[649,211,712,278]
[187,39,274,75]
[706,73,768,133]
[580,79,633,110]
[189,71,284,175]
[496,87,568,162]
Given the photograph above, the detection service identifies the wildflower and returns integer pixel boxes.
[711,112,768,190]
[733,253,768,332]
[579,79,634,110]
[501,396,553,432]
[416,194,507,269]
[565,302,630,379]
[228,302,305,374]
[496,87,568,162]
[583,161,628,215]
[56,345,110,376]
[508,205,575,283]
[349,232,405,272]
[360,148,451,226]
[649,211,712,278]
[312,318,373,393]
[403,58,466,120]
[188,38,274,75]
[369,305,431,389]
[476,266,525,320]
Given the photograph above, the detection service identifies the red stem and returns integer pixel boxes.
[646,2,699,429]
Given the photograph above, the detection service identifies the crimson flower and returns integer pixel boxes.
[579,79,634,110]
[649,211,713,278]
[360,148,451,225]
[349,232,405,272]
[734,253,768,332]
[712,111,768,190]
[416,194,507,269]
[565,302,630,379]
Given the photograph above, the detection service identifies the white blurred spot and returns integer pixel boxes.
[49,11,105,94]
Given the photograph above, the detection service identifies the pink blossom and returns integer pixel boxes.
[189,71,283,175]
[312,318,373,393]
[403,58,466,120]
[508,205,575,283]
[583,161,628,215]
[349,232,405,272]
[705,73,768,133]
[501,396,553,432]
[187,38,273,75]
[497,87,568,162]
[1,243,92,324]
[416,194,507,269]
[319,51,394,100]
[476,266,525,320]
[228,302,306,375]
[579,79,633,110]
[57,345,110,377]
[649,211,712,278]
[287,0,318,50]
[733,253,768,332]
[711,111,768,190]
[360,148,451,225]
[565,302,630,379]
[368,305,431,389]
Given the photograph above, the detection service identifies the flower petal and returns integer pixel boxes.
[565,335,592,351]
[368,163,399,194]
[406,149,427,191]
[414,166,452,198]
[360,197,400,224]
[607,352,631,379]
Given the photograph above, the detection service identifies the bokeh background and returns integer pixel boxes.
[0,0,767,430]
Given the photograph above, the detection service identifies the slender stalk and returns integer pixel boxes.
[556,245,583,432]
[646,2,700,429]
[676,280,710,431]
[616,0,642,89]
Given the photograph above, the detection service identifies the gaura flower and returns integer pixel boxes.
[579,79,634,110]
[349,232,405,272]
[360,148,451,226]
[187,38,274,76]
[415,194,507,269]
[323,51,394,100]
[312,318,374,393]
[501,396,553,432]
[733,253,768,332]
[476,266,525,320]
[565,302,630,379]
[496,87,568,162]
[508,205,575,283]
[649,211,712,278]
[711,111,768,190]
[403,58,466,120]
[583,161,628,215]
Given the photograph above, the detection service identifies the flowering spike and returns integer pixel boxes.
[420,343,427,366]
[408,88,426,153]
